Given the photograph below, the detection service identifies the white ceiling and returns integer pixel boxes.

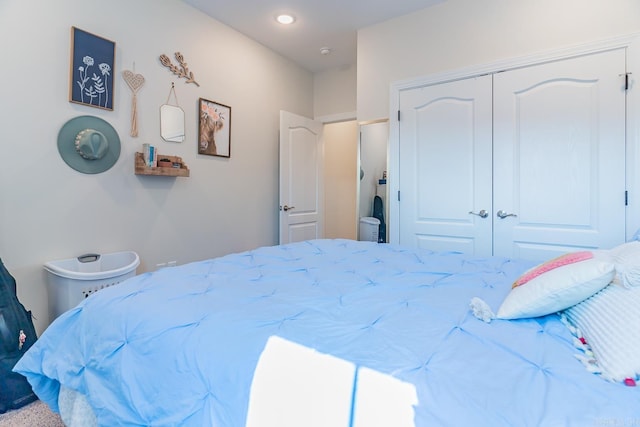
[182,0,444,73]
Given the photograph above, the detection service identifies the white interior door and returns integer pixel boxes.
[398,75,493,255]
[279,111,324,244]
[493,49,627,260]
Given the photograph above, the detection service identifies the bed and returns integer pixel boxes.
[14,239,640,426]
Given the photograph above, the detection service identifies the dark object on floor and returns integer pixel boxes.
[373,195,386,243]
[0,258,38,413]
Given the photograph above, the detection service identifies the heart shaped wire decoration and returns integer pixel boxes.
[122,69,146,137]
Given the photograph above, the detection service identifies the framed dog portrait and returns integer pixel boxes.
[198,98,231,158]
[69,27,116,110]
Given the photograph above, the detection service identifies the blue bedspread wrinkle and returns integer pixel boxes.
[14,239,640,426]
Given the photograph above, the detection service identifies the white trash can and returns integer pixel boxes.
[359,217,380,242]
[44,251,140,319]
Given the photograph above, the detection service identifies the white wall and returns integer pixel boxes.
[314,65,358,240]
[324,121,358,240]
[357,0,640,121]
[0,0,313,333]
[358,0,640,243]
[314,65,357,120]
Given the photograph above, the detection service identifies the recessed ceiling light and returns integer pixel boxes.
[320,47,332,55]
[276,14,295,25]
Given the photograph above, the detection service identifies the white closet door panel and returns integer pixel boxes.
[493,49,626,260]
[399,75,493,255]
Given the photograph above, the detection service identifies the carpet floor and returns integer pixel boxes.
[0,400,64,427]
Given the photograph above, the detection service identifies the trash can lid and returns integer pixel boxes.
[44,251,140,280]
[360,217,381,225]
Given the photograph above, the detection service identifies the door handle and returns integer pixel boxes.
[468,209,488,218]
[282,205,296,212]
[496,210,517,219]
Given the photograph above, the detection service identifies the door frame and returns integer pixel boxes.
[358,119,390,241]
[389,33,640,245]
[280,111,358,244]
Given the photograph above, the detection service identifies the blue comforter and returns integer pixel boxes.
[15,240,640,426]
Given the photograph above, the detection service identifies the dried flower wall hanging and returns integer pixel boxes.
[159,52,199,86]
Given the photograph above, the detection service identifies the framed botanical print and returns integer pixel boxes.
[198,98,231,158]
[69,27,115,110]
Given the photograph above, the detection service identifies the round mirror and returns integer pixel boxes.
[160,104,185,142]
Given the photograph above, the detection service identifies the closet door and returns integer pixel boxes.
[493,49,626,260]
[398,75,493,255]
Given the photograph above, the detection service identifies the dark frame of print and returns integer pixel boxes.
[69,27,115,111]
[198,98,231,158]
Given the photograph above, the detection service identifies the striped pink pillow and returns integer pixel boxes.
[513,251,594,288]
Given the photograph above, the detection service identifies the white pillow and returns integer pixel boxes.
[609,241,640,288]
[563,283,640,382]
[497,252,615,319]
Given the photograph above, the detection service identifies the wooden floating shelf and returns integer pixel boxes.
[134,152,190,177]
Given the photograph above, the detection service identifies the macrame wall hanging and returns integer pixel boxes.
[122,65,146,137]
